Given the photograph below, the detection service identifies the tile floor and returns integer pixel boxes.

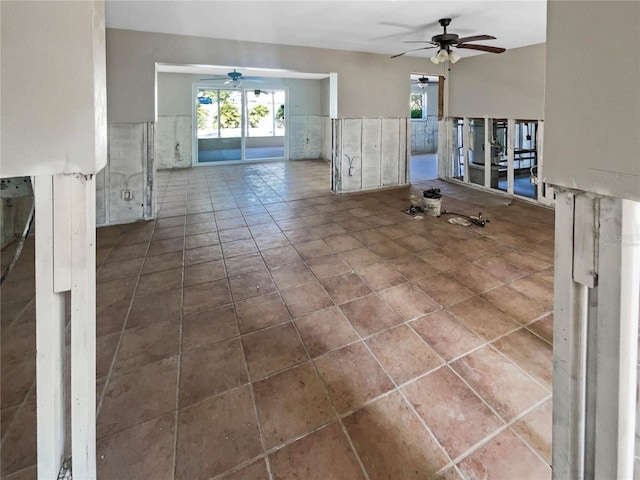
[0,159,554,479]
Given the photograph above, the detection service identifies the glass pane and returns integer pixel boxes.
[468,118,485,186]
[197,89,242,163]
[492,119,508,192]
[451,118,464,179]
[410,94,423,119]
[514,120,538,198]
[245,89,285,160]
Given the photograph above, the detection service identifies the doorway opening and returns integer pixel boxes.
[409,74,440,183]
[194,86,287,165]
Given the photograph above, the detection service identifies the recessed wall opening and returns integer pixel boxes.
[194,86,287,164]
[409,74,440,183]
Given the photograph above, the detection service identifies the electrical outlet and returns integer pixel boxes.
[349,167,355,176]
[121,190,133,201]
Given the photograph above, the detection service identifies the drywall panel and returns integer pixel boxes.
[289,116,308,160]
[306,116,323,158]
[448,44,546,120]
[322,117,333,161]
[1,1,107,177]
[95,169,107,225]
[382,119,401,185]
[106,28,430,122]
[341,119,363,192]
[544,1,640,201]
[155,116,192,169]
[107,124,146,223]
[362,119,382,189]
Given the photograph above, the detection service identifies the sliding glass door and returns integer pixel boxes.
[194,86,286,164]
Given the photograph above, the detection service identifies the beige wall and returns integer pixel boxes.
[544,1,640,201]
[448,43,546,120]
[106,28,431,123]
[1,0,107,177]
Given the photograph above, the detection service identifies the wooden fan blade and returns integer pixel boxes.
[457,44,506,54]
[391,46,437,59]
[455,34,496,44]
[402,40,435,44]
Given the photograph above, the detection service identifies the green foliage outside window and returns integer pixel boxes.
[249,104,270,128]
[410,94,424,119]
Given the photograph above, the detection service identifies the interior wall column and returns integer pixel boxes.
[552,188,640,480]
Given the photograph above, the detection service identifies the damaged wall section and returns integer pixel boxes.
[332,117,409,193]
[96,123,154,226]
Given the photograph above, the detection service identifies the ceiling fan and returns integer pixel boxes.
[411,76,436,88]
[391,18,506,64]
[200,69,264,87]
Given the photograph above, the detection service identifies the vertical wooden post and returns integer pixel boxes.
[552,190,587,479]
[462,118,469,184]
[506,118,515,195]
[34,176,67,478]
[484,117,491,188]
[553,189,640,480]
[70,174,97,479]
[591,197,639,479]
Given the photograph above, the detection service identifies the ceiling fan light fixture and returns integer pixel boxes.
[437,49,449,63]
[430,54,440,64]
[449,51,461,63]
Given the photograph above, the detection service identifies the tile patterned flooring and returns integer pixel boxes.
[0,159,554,479]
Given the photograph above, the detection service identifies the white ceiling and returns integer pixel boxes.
[106,1,547,60]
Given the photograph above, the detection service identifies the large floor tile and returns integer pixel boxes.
[242,323,309,380]
[343,392,449,480]
[269,422,366,480]
[179,338,248,407]
[410,310,484,361]
[320,272,372,305]
[175,386,262,480]
[366,325,443,385]
[458,429,551,479]
[314,343,393,414]
[403,367,503,459]
[280,282,334,318]
[451,346,549,422]
[97,356,178,439]
[511,399,552,464]
[183,279,231,315]
[492,329,552,389]
[181,304,239,351]
[235,292,290,333]
[253,362,334,448]
[447,296,520,342]
[97,413,176,480]
[339,294,403,337]
[295,306,360,357]
[379,283,440,320]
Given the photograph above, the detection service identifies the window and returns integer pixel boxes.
[410,93,425,119]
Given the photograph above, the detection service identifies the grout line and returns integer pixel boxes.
[171,223,186,480]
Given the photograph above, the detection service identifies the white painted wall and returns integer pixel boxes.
[448,43,546,119]
[544,1,640,202]
[1,1,107,177]
[106,28,430,123]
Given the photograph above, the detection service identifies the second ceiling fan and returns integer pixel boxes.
[391,18,506,64]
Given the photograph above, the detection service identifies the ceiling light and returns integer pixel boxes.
[437,49,449,63]
[449,51,461,64]
[430,54,440,64]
